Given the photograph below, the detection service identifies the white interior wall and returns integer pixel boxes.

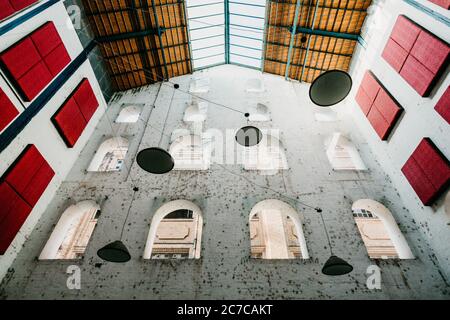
[0,2,107,280]
[344,0,450,278]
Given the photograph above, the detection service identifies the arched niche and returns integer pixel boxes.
[325,132,366,171]
[248,103,271,122]
[115,105,142,123]
[352,199,414,259]
[249,199,309,259]
[169,134,211,170]
[243,134,289,174]
[183,100,208,123]
[143,200,203,260]
[87,137,129,172]
[39,200,100,260]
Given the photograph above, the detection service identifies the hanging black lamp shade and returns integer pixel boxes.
[136,147,175,174]
[97,241,131,263]
[236,126,263,147]
[309,70,353,107]
[322,255,353,276]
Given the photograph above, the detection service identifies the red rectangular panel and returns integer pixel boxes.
[367,106,390,140]
[0,37,41,79]
[0,88,19,132]
[4,145,45,197]
[382,39,409,72]
[435,86,450,124]
[10,0,38,11]
[0,182,32,255]
[400,55,435,96]
[43,44,71,76]
[372,89,402,124]
[410,31,450,74]
[360,71,381,103]
[402,157,437,206]
[31,22,63,57]
[21,162,54,206]
[0,1,15,20]
[73,79,99,122]
[411,139,450,192]
[390,15,421,52]
[52,98,87,148]
[16,61,53,101]
[428,0,450,9]
[355,87,373,116]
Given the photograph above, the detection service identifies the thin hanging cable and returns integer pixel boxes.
[318,209,333,255]
[119,187,138,240]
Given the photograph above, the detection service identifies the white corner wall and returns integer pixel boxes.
[343,0,450,278]
[0,2,107,281]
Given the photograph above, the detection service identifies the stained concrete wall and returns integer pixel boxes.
[344,0,450,280]
[1,65,448,299]
[0,1,108,282]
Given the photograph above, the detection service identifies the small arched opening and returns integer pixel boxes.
[87,137,129,172]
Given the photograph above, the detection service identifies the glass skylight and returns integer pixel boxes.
[185,0,266,70]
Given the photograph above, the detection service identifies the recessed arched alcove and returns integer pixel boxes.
[325,132,366,171]
[169,134,211,170]
[249,199,309,259]
[352,199,414,260]
[143,200,203,260]
[243,134,288,174]
[87,137,129,172]
[115,104,142,123]
[39,200,100,260]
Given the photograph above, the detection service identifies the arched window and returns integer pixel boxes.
[143,200,203,260]
[352,199,414,259]
[87,137,129,172]
[248,103,271,122]
[325,133,366,170]
[249,199,309,259]
[184,99,208,122]
[243,134,288,173]
[169,134,211,170]
[39,200,100,260]
[115,104,142,123]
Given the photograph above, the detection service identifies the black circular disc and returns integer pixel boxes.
[244,113,250,118]
[136,147,175,174]
[97,241,131,263]
[174,83,180,89]
[235,126,263,147]
[309,70,353,107]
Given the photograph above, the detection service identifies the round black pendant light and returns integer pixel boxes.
[309,70,353,107]
[136,147,175,174]
[235,126,263,147]
[317,208,353,276]
[97,240,131,263]
[322,255,354,276]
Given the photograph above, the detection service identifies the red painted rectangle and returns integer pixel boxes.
[372,89,402,124]
[73,79,99,122]
[355,87,373,116]
[10,0,38,11]
[43,44,71,76]
[0,37,41,79]
[390,15,421,52]
[382,38,409,72]
[367,106,390,140]
[410,31,450,75]
[360,71,381,103]
[4,145,45,197]
[402,156,437,206]
[16,61,53,101]
[435,86,450,124]
[21,162,54,206]
[52,98,87,148]
[428,0,450,9]
[0,182,32,254]
[0,1,15,21]
[31,22,63,57]
[0,88,19,132]
[400,55,435,96]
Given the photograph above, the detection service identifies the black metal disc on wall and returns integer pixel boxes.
[97,241,131,263]
[136,147,175,174]
[235,126,263,147]
[309,70,353,107]
[321,255,353,276]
